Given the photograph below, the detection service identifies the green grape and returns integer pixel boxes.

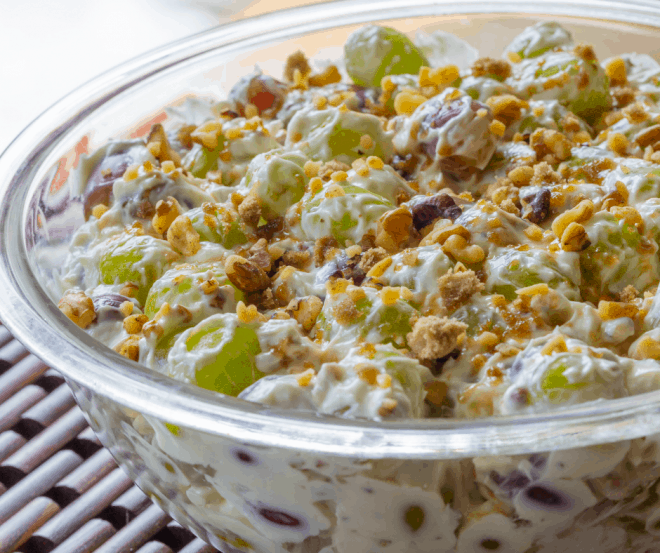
[542,361,589,392]
[144,263,243,320]
[486,249,580,301]
[580,212,660,301]
[300,183,392,246]
[344,25,429,87]
[602,163,660,206]
[459,76,511,102]
[188,206,248,249]
[504,22,573,60]
[174,316,263,396]
[187,137,225,179]
[153,327,193,369]
[99,234,178,305]
[320,288,418,349]
[511,100,592,139]
[286,107,394,164]
[246,151,308,219]
[376,305,415,345]
[508,52,610,123]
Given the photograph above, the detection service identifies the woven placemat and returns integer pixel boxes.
[0,323,220,553]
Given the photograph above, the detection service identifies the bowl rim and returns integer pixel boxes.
[2,0,660,459]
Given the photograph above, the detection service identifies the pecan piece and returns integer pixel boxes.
[225,255,270,292]
[58,291,96,329]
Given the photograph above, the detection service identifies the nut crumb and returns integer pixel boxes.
[123,314,149,335]
[284,50,311,82]
[225,255,271,292]
[619,285,639,303]
[114,335,141,361]
[238,192,262,226]
[58,291,96,329]
[437,269,484,311]
[152,196,182,235]
[166,215,201,256]
[407,316,467,361]
[358,247,389,273]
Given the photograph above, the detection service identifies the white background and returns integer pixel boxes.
[0,0,319,153]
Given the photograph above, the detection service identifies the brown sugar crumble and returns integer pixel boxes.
[407,316,468,361]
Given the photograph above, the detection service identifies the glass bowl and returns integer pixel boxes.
[3,0,660,551]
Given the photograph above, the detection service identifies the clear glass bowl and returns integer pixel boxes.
[3,1,660,551]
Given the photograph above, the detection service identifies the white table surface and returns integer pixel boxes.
[0,0,323,154]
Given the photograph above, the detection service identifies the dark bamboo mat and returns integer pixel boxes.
[0,324,219,553]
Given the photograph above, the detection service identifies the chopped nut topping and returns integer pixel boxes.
[541,335,568,356]
[631,336,660,360]
[146,123,181,166]
[407,316,467,361]
[573,43,597,62]
[200,278,219,295]
[58,291,96,329]
[530,128,572,162]
[486,95,527,126]
[225,255,271,292]
[472,57,512,80]
[375,207,412,252]
[123,314,149,334]
[394,91,427,116]
[332,297,359,326]
[560,222,590,252]
[287,296,323,332]
[437,268,483,311]
[552,200,594,238]
[115,335,141,361]
[296,368,316,387]
[308,65,342,87]
[237,301,262,323]
[284,50,311,82]
[92,204,109,219]
[152,196,182,235]
[358,247,388,273]
[166,215,201,256]
[604,57,627,87]
[598,300,638,321]
[318,160,351,180]
[314,236,340,267]
[489,120,506,137]
[619,285,639,303]
[238,192,262,225]
[378,398,398,418]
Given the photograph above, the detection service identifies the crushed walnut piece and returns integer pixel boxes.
[123,314,149,335]
[225,255,271,292]
[146,123,181,166]
[314,237,340,267]
[407,316,467,361]
[619,285,639,303]
[471,57,512,80]
[284,50,311,82]
[358,247,388,273]
[437,268,484,311]
[58,291,96,329]
[152,197,182,235]
[114,336,140,361]
[318,160,351,180]
[287,296,323,332]
[167,215,201,256]
[238,192,262,226]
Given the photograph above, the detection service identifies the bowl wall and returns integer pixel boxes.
[4,1,660,551]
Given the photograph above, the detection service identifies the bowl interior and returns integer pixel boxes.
[4,0,660,459]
